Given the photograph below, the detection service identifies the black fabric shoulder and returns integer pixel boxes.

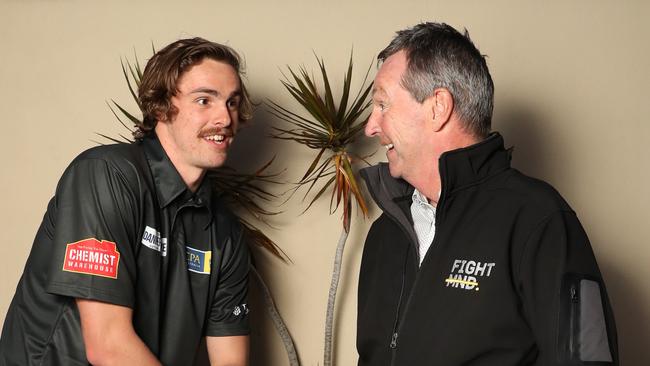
[72,143,150,191]
[500,168,573,213]
[46,155,141,307]
[66,143,156,214]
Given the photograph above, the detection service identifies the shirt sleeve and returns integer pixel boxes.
[204,223,251,336]
[517,210,618,365]
[45,157,138,308]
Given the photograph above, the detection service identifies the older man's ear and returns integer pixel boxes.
[429,87,454,132]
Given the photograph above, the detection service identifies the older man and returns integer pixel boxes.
[1,38,251,366]
[357,22,618,365]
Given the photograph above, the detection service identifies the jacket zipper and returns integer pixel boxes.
[386,193,447,366]
[385,212,420,366]
[389,253,408,350]
[389,265,422,366]
[569,282,579,359]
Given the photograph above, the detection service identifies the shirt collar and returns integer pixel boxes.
[412,188,439,209]
[141,134,214,219]
[142,135,188,208]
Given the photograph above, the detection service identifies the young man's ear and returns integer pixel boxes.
[430,88,454,132]
[156,106,176,125]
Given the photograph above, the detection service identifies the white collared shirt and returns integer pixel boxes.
[410,189,438,266]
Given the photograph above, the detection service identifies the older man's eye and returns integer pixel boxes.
[372,99,387,112]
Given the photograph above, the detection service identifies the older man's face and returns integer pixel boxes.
[365,50,435,183]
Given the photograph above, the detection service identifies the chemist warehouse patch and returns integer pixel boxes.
[444,258,495,292]
[62,238,120,279]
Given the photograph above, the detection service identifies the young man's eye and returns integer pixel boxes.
[227,98,241,109]
[196,98,209,106]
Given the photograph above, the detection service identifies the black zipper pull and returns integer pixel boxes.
[390,332,398,349]
[568,283,579,357]
[570,285,579,303]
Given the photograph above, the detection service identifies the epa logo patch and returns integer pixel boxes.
[186,246,211,274]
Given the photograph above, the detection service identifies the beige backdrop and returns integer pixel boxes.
[1,0,648,365]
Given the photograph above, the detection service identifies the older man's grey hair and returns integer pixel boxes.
[378,22,494,138]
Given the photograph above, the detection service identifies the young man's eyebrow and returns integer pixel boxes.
[190,88,242,98]
[190,87,220,96]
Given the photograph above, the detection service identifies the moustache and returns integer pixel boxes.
[198,128,234,138]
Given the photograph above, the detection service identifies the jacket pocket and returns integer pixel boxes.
[558,273,613,364]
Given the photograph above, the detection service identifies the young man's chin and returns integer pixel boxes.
[207,160,228,170]
[195,155,228,170]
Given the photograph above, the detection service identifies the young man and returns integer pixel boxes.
[0,38,251,366]
[357,22,618,365]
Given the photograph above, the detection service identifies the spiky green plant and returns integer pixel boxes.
[104,52,300,366]
[268,52,373,366]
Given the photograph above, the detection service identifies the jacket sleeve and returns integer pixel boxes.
[517,210,618,365]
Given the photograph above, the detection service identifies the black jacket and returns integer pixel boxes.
[357,133,618,366]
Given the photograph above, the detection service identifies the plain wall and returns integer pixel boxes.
[1,0,648,364]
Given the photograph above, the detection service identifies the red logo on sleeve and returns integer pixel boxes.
[62,238,120,279]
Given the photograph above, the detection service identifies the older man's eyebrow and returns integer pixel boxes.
[372,86,386,97]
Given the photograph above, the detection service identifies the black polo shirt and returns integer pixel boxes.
[0,135,250,366]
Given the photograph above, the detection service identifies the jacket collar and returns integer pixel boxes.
[141,135,214,217]
[438,132,510,196]
[360,161,418,246]
[360,132,510,240]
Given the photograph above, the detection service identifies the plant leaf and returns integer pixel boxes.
[268,51,376,229]
[336,51,354,125]
[110,99,142,126]
[301,148,327,182]
[300,175,336,215]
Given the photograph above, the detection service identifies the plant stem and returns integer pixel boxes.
[323,227,350,366]
[251,266,300,366]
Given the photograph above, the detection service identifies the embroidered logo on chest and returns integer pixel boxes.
[186,246,212,274]
[62,238,120,279]
[141,226,168,256]
[444,259,495,291]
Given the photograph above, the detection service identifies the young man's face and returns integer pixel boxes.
[365,50,435,183]
[156,58,242,183]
